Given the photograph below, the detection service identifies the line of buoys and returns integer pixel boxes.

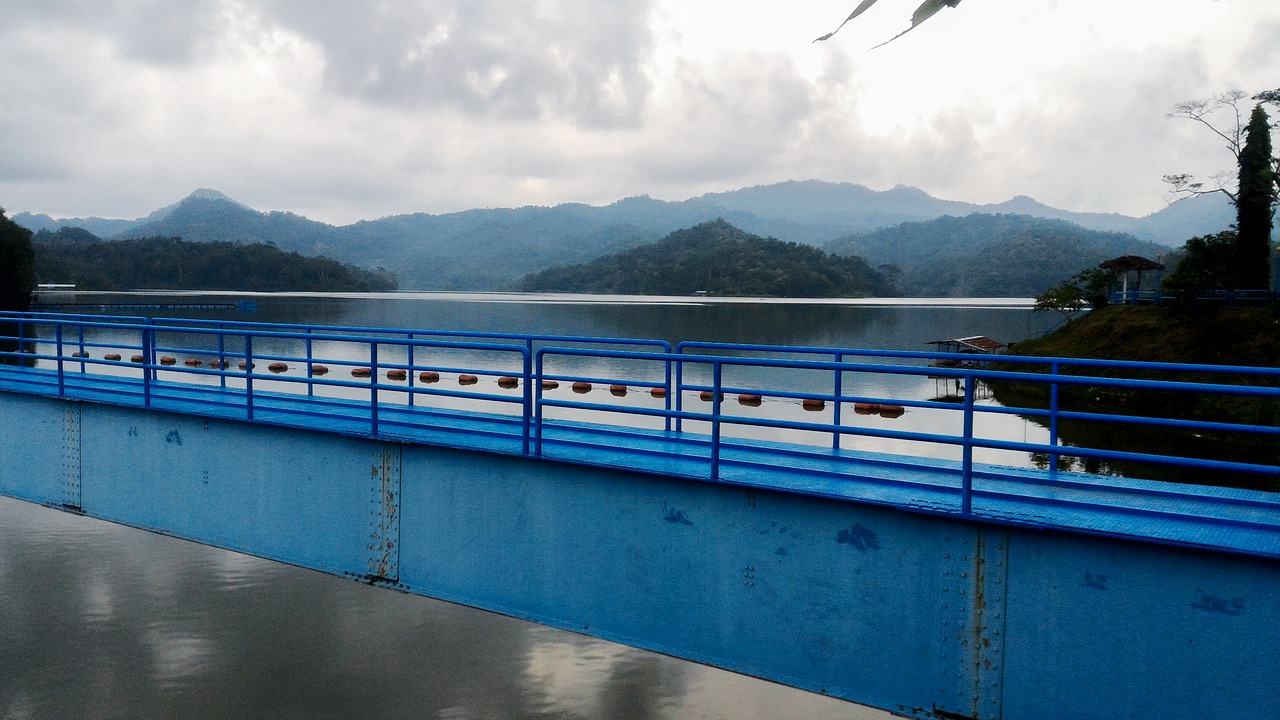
[541,379,560,390]
[103,353,122,361]
[650,387,666,399]
[131,355,145,363]
[268,362,289,373]
[458,374,479,386]
[351,367,372,378]
[386,369,408,381]
[802,398,826,411]
[309,364,329,376]
[609,384,628,397]
[419,371,440,383]
[572,381,592,393]
[738,393,763,407]
[498,376,519,389]
[160,356,177,365]
[184,358,202,367]
[853,402,879,415]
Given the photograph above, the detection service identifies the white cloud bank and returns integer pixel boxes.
[0,0,1276,224]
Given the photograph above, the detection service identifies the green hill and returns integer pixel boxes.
[33,228,396,292]
[517,219,897,297]
[827,213,1169,297]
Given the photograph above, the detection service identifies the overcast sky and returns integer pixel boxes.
[1,0,1276,225]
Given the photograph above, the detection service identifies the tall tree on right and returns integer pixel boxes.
[1234,104,1276,290]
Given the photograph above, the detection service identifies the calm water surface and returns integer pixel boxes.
[2,293,1055,719]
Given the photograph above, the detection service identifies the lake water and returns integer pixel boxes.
[1,293,1056,719]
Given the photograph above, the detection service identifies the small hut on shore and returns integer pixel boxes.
[1099,255,1165,298]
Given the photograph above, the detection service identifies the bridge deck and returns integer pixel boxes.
[2,363,1276,559]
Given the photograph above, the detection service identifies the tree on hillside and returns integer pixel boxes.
[1235,104,1276,289]
[0,208,37,365]
[0,208,36,312]
[1161,230,1238,301]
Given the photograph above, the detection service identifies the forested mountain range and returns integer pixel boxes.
[517,219,896,297]
[826,214,1169,297]
[32,227,396,292]
[11,181,1238,293]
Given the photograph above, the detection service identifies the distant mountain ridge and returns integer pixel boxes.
[10,182,1241,292]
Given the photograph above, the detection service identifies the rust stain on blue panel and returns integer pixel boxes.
[1081,572,1109,591]
[664,508,693,525]
[1191,592,1246,616]
[164,430,182,446]
[836,524,880,552]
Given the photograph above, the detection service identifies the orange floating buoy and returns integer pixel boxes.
[572,381,592,394]
[130,355,145,363]
[238,360,255,371]
[103,353,122,361]
[609,384,628,397]
[71,351,89,358]
[184,358,203,367]
[309,364,329,376]
[878,404,905,418]
[738,394,762,407]
[650,387,667,399]
[699,390,722,402]
[209,359,227,369]
[268,362,288,373]
[497,376,519,389]
[802,398,826,411]
[160,356,177,366]
[458,374,479,386]
[541,379,560,390]
[419,371,440,383]
[853,402,880,415]
[351,367,372,378]
[386,369,408,381]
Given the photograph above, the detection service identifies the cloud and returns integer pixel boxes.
[247,0,658,127]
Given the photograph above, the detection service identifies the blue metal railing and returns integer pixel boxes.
[1,312,1277,538]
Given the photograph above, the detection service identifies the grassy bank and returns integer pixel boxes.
[991,305,1279,491]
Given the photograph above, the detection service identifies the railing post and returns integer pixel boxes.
[832,351,844,450]
[76,323,86,375]
[961,375,975,515]
[522,345,533,456]
[710,361,723,482]
[142,322,153,409]
[370,342,380,438]
[675,355,685,433]
[406,333,416,407]
[533,349,545,458]
[1049,360,1061,471]
[244,334,254,421]
[56,323,65,397]
[664,354,673,433]
[218,331,227,389]
[305,330,314,398]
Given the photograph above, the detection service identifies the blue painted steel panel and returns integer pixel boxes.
[1001,529,1280,719]
[394,444,982,714]
[0,393,81,509]
[76,403,397,580]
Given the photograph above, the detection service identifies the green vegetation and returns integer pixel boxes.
[1033,268,1121,321]
[0,209,36,311]
[995,306,1280,490]
[517,219,897,297]
[1236,104,1276,289]
[827,213,1165,297]
[32,228,396,292]
[0,209,37,365]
